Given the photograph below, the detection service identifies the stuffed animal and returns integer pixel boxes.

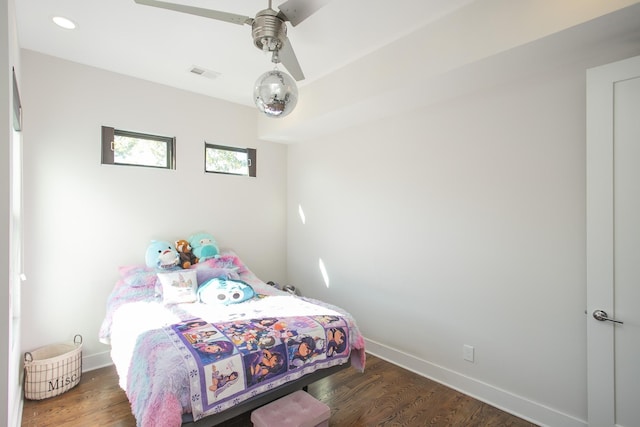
[197,277,255,305]
[188,232,219,262]
[175,239,199,269]
[145,240,180,270]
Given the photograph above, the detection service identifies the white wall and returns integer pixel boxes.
[282,5,640,426]
[2,0,23,425]
[288,64,588,425]
[283,13,640,423]
[20,50,287,368]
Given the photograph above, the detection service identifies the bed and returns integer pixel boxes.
[99,249,366,426]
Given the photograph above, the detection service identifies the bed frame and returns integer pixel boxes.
[181,361,350,426]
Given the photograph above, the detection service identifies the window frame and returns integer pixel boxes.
[101,126,176,170]
[204,142,257,177]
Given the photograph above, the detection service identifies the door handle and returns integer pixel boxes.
[593,309,623,324]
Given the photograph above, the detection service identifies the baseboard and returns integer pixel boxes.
[82,350,113,372]
[364,338,586,427]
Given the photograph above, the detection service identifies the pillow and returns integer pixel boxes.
[119,265,151,277]
[197,277,255,305]
[197,255,248,274]
[157,270,198,304]
[190,264,240,284]
[118,265,158,288]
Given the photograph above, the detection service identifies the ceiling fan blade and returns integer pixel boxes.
[277,0,331,26]
[134,0,253,26]
[278,37,305,81]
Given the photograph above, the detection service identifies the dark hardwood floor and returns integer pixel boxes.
[22,354,538,426]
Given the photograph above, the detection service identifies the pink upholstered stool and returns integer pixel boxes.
[251,390,330,427]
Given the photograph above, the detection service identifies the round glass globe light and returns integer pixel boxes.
[253,70,298,118]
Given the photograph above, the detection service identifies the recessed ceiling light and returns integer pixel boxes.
[52,16,77,30]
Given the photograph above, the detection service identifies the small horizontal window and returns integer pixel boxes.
[101,126,176,169]
[205,143,256,177]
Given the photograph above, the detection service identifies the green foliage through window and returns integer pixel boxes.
[205,143,256,177]
[101,126,175,169]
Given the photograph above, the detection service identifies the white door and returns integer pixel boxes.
[586,55,640,427]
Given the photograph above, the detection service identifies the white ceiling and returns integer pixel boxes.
[15,0,476,107]
[15,0,640,143]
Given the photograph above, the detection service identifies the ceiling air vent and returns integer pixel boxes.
[189,66,221,80]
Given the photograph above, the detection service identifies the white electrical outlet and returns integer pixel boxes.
[463,344,475,362]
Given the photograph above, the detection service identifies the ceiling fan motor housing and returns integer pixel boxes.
[252,9,286,52]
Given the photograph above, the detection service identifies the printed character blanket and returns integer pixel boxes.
[99,251,366,426]
[168,313,351,421]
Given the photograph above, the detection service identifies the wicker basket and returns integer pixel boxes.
[24,335,83,400]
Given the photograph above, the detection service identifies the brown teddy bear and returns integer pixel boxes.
[175,239,199,269]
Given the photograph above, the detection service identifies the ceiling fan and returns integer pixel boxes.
[133,0,331,81]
